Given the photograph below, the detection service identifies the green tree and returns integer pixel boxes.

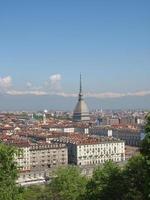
[123,154,147,200]
[141,113,150,162]
[85,161,125,200]
[122,114,150,200]
[49,166,87,200]
[0,142,23,200]
[22,185,51,200]
[140,113,150,199]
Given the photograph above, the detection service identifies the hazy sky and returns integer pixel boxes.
[0,0,150,110]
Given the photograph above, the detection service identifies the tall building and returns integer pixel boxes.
[73,75,90,121]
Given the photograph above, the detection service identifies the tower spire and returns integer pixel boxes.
[80,73,82,94]
[79,73,83,101]
[73,74,90,121]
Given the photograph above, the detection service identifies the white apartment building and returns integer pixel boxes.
[53,134,125,166]
[76,141,125,165]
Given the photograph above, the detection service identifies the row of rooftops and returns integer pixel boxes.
[0,130,123,148]
[0,134,66,149]
[0,112,143,148]
[0,112,143,135]
[53,133,123,145]
[0,112,89,129]
[30,143,66,150]
[90,126,142,134]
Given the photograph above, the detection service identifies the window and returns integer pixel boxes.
[47,164,51,168]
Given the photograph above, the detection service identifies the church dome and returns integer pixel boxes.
[74,99,89,114]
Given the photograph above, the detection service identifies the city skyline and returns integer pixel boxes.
[0,0,150,110]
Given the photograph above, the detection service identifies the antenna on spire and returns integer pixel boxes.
[80,73,82,93]
[79,73,83,101]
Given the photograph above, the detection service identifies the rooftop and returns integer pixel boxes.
[54,133,123,145]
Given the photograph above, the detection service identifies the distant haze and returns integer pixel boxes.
[0,95,150,111]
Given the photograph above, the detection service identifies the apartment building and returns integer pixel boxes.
[53,133,125,166]
[90,127,143,146]
[15,142,31,172]
[3,139,68,172]
[15,142,68,185]
[30,143,68,170]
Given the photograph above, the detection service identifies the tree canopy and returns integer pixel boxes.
[49,166,87,200]
[0,142,22,200]
[140,113,150,199]
[85,161,125,200]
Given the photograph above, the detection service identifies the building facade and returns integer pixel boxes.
[12,142,68,172]
[53,134,125,166]
[90,127,142,146]
[30,143,68,170]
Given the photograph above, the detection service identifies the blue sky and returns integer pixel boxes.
[0,0,150,110]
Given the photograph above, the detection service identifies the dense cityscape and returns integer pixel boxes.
[0,79,150,199]
[1,0,150,199]
[0,77,147,186]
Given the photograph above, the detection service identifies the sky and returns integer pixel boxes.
[0,0,150,110]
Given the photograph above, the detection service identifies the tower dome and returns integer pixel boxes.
[73,75,90,121]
